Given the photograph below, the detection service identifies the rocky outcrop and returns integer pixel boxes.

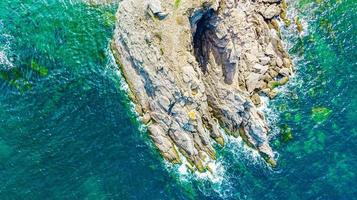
[110,0,293,172]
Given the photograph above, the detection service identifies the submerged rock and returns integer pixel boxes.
[111,0,293,171]
[311,107,332,123]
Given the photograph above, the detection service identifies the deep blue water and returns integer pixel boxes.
[0,0,356,199]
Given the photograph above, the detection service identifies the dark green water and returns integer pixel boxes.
[0,0,356,199]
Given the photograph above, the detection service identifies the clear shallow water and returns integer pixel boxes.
[0,0,356,199]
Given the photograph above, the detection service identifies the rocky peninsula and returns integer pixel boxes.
[110,0,293,172]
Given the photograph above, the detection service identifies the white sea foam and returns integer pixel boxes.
[105,1,314,191]
[283,0,315,42]
[175,150,226,184]
[0,21,14,71]
[106,46,130,93]
[167,148,234,199]
[225,133,267,167]
[106,46,146,133]
[0,45,15,71]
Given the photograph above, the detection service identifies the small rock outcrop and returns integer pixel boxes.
[110,0,293,172]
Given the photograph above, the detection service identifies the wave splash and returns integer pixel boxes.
[107,1,314,197]
[171,0,315,196]
[0,21,14,71]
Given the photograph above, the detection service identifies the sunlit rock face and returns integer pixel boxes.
[110,0,293,172]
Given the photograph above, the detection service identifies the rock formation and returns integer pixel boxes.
[110,0,293,172]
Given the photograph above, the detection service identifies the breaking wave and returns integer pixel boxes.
[0,21,14,71]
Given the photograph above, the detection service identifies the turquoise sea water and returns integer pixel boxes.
[0,0,356,199]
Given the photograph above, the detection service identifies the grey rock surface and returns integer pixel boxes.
[111,0,293,171]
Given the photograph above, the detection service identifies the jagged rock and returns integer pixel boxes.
[262,74,273,82]
[253,63,269,74]
[251,93,262,106]
[283,57,292,68]
[294,17,303,33]
[110,0,293,171]
[147,0,168,20]
[279,76,289,85]
[142,113,151,124]
[261,4,281,19]
[246,73,264,92]
[276,57,284,68]
[148,124,180,163]
[246,53,260,64]
[259,56,271,65]
[266,43,277,57]
[268,68,279,78]
[279,67,291,76]
[214,136,225,146]
[268,89,279,99]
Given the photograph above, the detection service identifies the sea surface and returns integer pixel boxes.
[0,0,356,199]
